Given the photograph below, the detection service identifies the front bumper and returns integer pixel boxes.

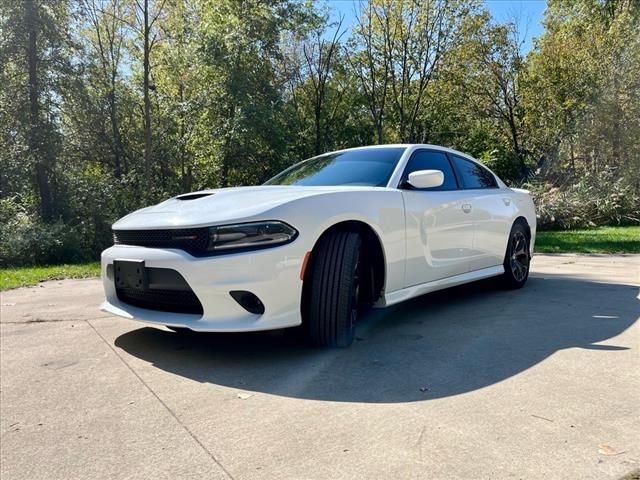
[100,243,304,332]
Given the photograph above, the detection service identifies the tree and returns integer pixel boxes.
[153,0,201,192]
[349,0,391,144]
[132,0,166,197]
[1,0,639,267]
[196,0,311,187]
[524,0,640,183]
[281,12,348,157]
[349,0,473,143]
[302,16,345,155]
[0,0,74,220]
[472,20,527,177]
[80,0,129,177]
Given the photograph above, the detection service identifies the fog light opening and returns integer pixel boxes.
[230,291,265,315]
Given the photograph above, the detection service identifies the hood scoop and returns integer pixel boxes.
[175,192,214,201]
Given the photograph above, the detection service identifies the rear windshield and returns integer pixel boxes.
[264,148,406,187]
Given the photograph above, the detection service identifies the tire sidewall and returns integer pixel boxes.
[304,231,362,347]
[503,222,530,288]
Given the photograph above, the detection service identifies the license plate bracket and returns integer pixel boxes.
[114,260,147,291]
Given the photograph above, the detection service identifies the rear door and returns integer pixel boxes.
[449,155,514,271]
[400,150,476,286]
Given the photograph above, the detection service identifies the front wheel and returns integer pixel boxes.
[304,231,362,347]
[502,222,530,289]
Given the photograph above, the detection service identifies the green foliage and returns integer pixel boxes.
[478,147,524,184]
[0,0,639,266]
[528,169,640,230]
[523,0,640,182]
[0,198,88,266]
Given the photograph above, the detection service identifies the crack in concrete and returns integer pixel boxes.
[85,319,235,480]
[1,315,112,325]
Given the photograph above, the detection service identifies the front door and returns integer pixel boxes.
[400,150,474,287]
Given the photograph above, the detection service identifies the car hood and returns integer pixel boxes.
[113,185,380,229]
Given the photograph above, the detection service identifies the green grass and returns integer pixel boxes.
[536,226,640,254]
[0,262,100,291]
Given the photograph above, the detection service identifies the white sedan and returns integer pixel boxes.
[100,144,536,347]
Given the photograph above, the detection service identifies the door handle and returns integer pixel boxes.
[503,197,511,206]
[462,203,472,213]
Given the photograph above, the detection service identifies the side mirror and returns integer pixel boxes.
[407,169,444,189]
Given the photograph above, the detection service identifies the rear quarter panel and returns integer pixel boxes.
[469,188,518,271]
[511,188,537,254]
[470,187,537,271]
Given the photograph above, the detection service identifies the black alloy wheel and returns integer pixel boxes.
[502,222,530,289]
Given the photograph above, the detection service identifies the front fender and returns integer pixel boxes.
[265,189,406,295]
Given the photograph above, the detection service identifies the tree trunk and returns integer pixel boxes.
[220,113,231,188]
[178,83,191,191]
[108,88,123,177]
[143,0,152,199]
[314,101,322,155]
[26,0,53,221]
[508,111,525,179]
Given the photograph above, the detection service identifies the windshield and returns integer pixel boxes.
[264,147,406,187]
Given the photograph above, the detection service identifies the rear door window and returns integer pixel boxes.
[451,155,498,189]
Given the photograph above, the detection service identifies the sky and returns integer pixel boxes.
[326,0,547,54]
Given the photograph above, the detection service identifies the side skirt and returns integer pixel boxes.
[377,265,504,308]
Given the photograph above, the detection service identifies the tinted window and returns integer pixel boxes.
[401,150,457,190]
[451,156,498,189]
[265,148,405,187]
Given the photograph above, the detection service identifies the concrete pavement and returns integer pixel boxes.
[1,255,639,479]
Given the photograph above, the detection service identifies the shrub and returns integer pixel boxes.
[527,170,640,230]
[0,198,88,267]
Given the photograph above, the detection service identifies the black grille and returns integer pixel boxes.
[113,228,209,254]
[116,287,203,315]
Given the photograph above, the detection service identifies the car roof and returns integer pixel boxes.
[327,144,476,161]
[324,144,507,189]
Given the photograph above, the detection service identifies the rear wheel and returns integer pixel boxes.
[502,221,530,289]
[304,231,362,347]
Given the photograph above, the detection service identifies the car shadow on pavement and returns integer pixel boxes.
[115,274,639,403]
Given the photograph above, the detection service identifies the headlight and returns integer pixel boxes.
[207,221,298,252]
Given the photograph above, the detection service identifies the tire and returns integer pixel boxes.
[304,231,362,347]
[502,221,531,289]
